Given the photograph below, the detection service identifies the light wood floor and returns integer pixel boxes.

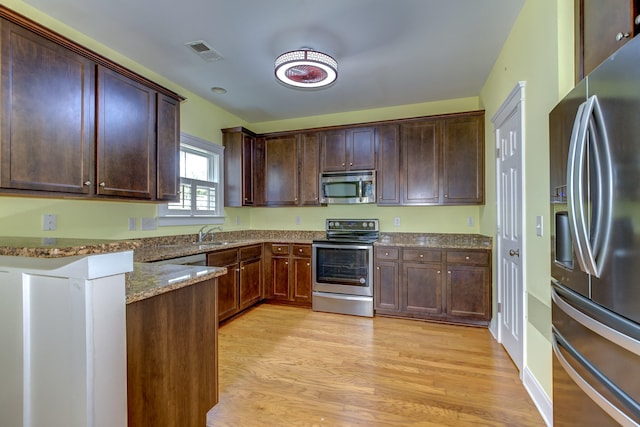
[207,304,545,427]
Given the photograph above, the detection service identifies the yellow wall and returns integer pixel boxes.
[479,0,574,398]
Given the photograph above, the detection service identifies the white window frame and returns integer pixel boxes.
[158,133,225,226]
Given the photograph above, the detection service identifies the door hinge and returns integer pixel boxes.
[496,147,501,158]
[497,302,502,313]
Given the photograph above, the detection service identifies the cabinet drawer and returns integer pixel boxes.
[208,248,238,266]
[403,248,442,263]
[292,244,311,257]
[271,244,290,255]
[375,247,399,260]
[447,251,489,265]
[240,244,262,261]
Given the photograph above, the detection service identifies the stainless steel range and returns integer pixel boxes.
[312,219,379,317]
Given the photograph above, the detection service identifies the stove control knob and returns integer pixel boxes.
[362,222,368,227]
[369,222,375,228]
[334,221,339,227]
[359,277,366,284]
[328,221,334,228]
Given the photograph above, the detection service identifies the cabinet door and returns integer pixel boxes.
[446,265,491,321]
[239,257,262,310]
[442,114,484,204]
[208,249,239,321]
[577,0,639,79]
[0,20,94,194]
[216,265,239,321]
[346,126,376,170]
[264,135,298,206]
[222,129,257,206]
[321,130,347,172]
[292,257,312,304]
[299,133,320,206]
[271,256,290,300]
[403,262,443,315]
[374,260,400,311]
[156,93,180,201]
[401,120,440,204]
[97,66,156,199]
[376,125,401,205]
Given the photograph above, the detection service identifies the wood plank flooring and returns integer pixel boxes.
[207,304,544,427]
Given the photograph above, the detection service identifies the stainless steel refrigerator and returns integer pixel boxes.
[549,35,640,426]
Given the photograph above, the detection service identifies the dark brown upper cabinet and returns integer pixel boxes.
[96,66,156,199]
[0,7,183,202]
[576,0,640,80]
[222,127,258,207]
[0,19,95,194]
[321,126,375,172]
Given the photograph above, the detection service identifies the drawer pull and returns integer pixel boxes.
[419,254,423,258]
[466,256,470,260]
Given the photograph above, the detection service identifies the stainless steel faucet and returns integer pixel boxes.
[197,225,223,242]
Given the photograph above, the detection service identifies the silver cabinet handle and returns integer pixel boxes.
[99,182,106,187]
[509,249,520,257]
[635,15,640,25]
[84,181,91,186]
[616,32,631,41]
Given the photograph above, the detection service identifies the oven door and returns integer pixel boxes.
[312,242,373,296]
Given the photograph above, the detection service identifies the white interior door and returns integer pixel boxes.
[492,82,525,373]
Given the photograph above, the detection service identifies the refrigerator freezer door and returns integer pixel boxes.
[552,284,640,426]
[586,34,640,324]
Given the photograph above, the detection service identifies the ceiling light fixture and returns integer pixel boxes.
[274,48,337,89]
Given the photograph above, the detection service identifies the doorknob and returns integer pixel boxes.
[509,249,520,257]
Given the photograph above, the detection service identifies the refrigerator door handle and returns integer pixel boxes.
[585,95,613,278]
[552,285,640,356]
[567,96,613,278]
[567,100,592,274]
[553,330,640,426]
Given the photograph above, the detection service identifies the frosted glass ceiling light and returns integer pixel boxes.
[275,48,337,88]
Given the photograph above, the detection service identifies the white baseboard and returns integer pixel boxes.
[523,366,553,426]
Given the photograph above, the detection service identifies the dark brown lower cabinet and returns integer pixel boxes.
[126,278,218,427]
[208,244,262,322]
[265,243,312,306]
[374,246,491,326]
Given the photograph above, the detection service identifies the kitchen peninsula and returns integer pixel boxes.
[0,237,226,427]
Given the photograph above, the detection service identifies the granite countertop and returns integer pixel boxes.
[0,236,140,258]
[126,263,227,304]
[376,233,492,250]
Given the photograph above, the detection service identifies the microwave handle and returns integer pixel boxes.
[358,179,363,200]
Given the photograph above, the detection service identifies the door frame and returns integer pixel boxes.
[491,81,526,374]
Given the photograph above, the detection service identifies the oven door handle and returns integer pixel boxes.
[312,242,373,251]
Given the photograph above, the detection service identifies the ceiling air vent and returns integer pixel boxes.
[185,40,223,62]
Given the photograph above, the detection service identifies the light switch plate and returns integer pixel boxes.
[536,215,543,237]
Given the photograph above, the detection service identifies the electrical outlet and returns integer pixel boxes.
[43,214,57,231]
[235,216,240,225]
[393,217,401,227]
[141,217,157,230]
[128,217,137,231]
[467,216,475,227]
[295,215,301,225]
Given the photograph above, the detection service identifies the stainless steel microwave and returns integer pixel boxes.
[319,170,376,204]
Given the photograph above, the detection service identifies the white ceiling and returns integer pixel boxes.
[24,0,524,123]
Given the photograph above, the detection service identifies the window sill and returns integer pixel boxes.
[158,216,225,227]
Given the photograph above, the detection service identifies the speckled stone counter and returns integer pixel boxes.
[376,233,492,249]
[134,230,326,262]
[126,263,227,304]
[0,236,140,258]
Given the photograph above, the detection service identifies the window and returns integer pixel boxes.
[158,133,224,226]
